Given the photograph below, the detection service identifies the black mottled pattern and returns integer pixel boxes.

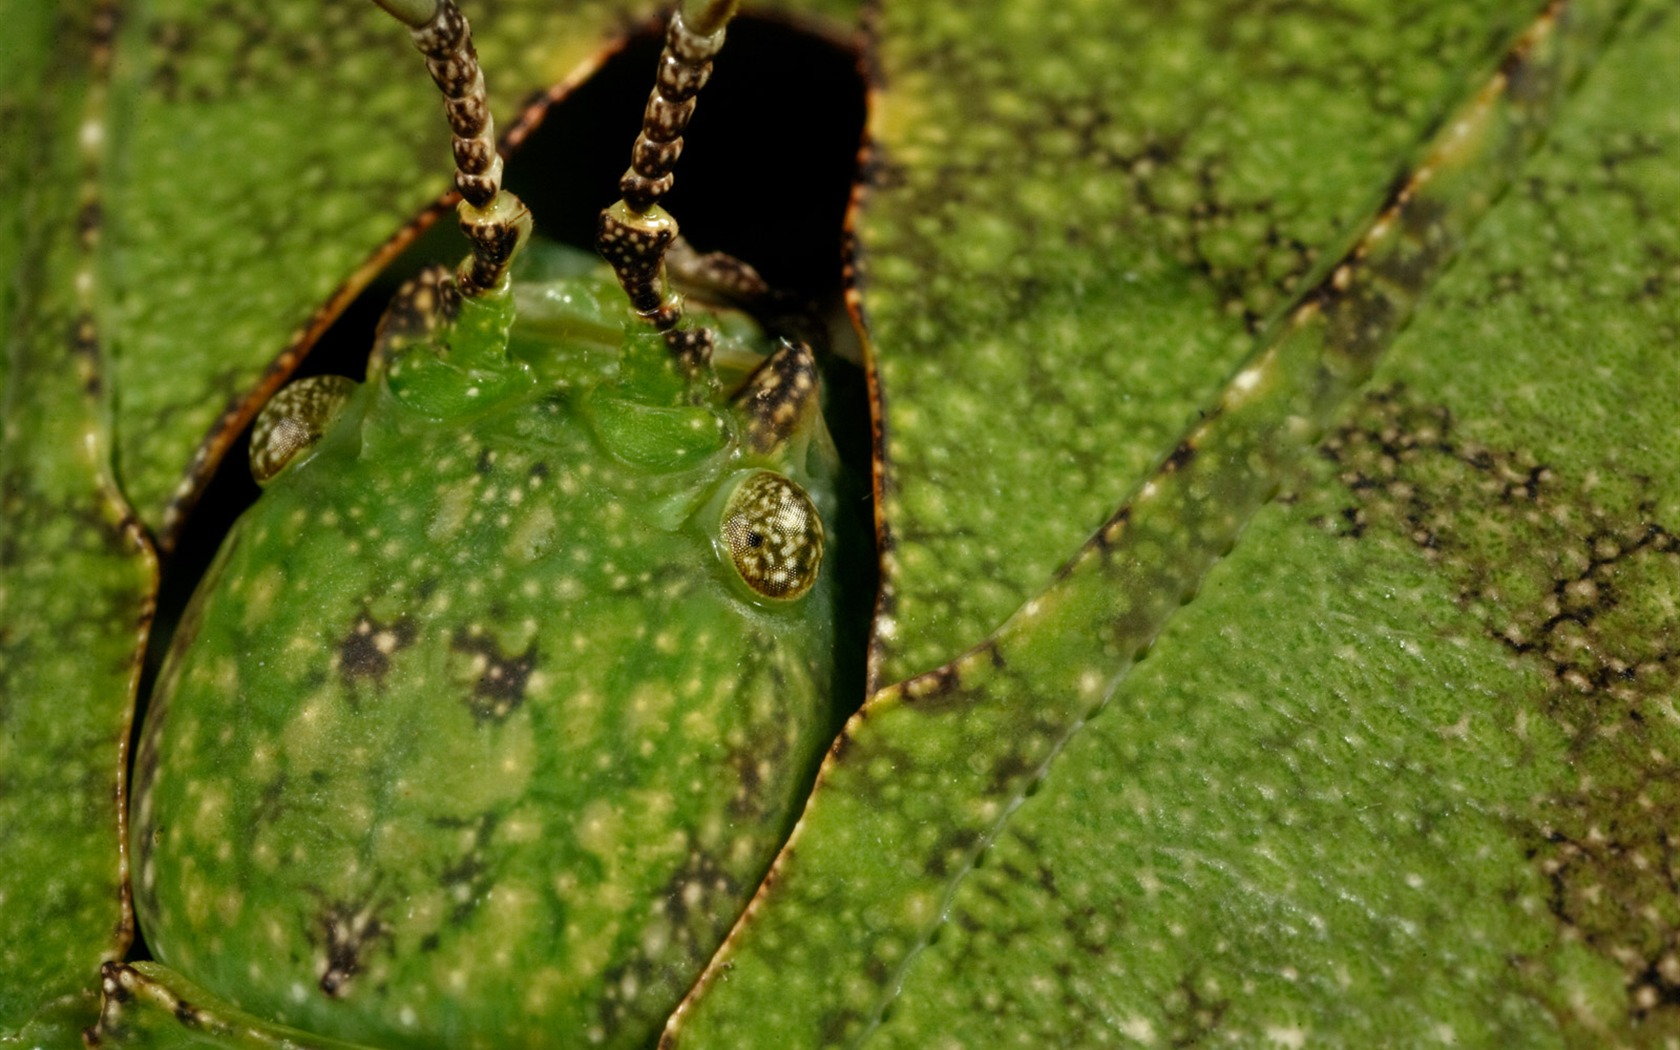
[335,610,418,696]
[1321,384,1680,1026]
[449,628,538,724]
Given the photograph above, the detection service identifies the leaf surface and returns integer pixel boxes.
[0,1,157,1036]
[866,9,1680,1036]
[670,0,1680,1045]
[858,0,1531,685]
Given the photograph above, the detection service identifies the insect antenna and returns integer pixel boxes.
[597,0,741,372]
[369,0,534,301]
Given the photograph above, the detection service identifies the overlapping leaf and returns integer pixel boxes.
[669,0,1680,1045]
[1,4,156,1041]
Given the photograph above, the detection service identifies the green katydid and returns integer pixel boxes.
[128,1,857,1044]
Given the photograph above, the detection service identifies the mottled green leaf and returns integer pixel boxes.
[670,0,1680,1045]
[1,2,157,1038]
[856,8,1680,1038]
[859,0,1533,685]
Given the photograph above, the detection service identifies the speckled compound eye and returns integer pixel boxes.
[249,375,358,485]
[720,471,824,600]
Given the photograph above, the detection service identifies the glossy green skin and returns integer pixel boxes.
[133,253,845,1049]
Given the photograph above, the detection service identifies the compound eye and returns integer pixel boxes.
[720,471,824,600]
[249,375,358,485]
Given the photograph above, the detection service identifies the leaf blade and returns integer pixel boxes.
[0,1,158,1033]
[666,1,1644,1044]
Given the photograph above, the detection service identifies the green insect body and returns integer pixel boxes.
[131,240,844,1047]
[121,1,851,1041]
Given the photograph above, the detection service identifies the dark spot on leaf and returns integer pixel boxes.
[1321,385,1680,1024]
[1164,440,1197,473]
[172,999,202,1028]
